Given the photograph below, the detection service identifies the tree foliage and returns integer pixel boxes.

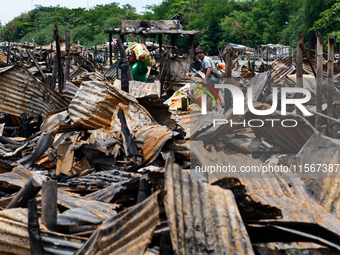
[0,0,339,52]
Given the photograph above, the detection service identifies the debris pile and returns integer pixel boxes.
[1,23,340,255]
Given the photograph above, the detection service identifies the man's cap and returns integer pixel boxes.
[195,46,205,54]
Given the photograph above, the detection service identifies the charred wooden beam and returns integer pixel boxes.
[54,23,64,94]
[50,54,58,89]
[41,180,58,231]
[328,35,335,125]
[137,177,152,204]
[117,38,133,82]
[296,35,304,116]
[6,173,46,209]
[7,30,12,65]
[299,42,316,77]
[189,35,194,65]
[65,31,71,82]
[27,49,46,79]
[139,34,146,45]
[94,45,97,69]
[28,198,44,255]
[121,63,129,93]
[118,107,137,156]
[316,33,323,130]
[224,47,233,113]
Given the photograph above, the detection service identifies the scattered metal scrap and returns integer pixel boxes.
[1,27,340,255]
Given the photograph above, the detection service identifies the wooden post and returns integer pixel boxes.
[158,34,163,80]
[50,55,58,89]
[109,33,113,65]
[120,34,125,47]
[54,23,64,93]
[7,30,12,65]
[28,198,44,255]
[189,35,194,65]
[94,44,97,69]
[327,35,335,125]
[296,35,304,115]
[105,47,108,63]
[224,47,233,113]
[139,34,146,45]
[41,181,57,231]
[65,31,71,82]
[117,38,133,82]
[316,33,323,130]
[137,178,151,204]
[27,49,46,79]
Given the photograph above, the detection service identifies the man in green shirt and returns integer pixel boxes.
[118,50,148,83]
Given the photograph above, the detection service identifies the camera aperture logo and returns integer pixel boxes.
[201,84,312,128]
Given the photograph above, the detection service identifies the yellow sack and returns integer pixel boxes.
[189,103,201,111]
[126,42,152,67]
[169,91,190,110]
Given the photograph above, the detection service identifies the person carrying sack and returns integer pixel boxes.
[118,50,148,83]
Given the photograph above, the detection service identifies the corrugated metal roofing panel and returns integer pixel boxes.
[113,80,161,100]
[0,65,68,118]
[134,125,174,164]
[197,101,317,153]
[297,133,340,219]
[164,159,255,255]
[0,207,87,255]
[190,142,340,237]
[246,103,318,153]
[75,190,161,255]
[0,52,8,64]
[57,190,118,221]
[63,81,79,102]
[68,81,156,131]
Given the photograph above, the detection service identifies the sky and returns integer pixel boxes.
[0,0,160,25]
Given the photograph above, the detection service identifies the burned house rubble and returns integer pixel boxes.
[1,19,340,254]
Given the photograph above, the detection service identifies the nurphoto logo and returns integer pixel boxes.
[201,84,312,128]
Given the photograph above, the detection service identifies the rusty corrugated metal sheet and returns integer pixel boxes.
[190,142,340,237]
[297,133,340,219]
[0,164,32,188]
[113,80,161,100]
[69,66,87,80]
[164,159,255,255]
[57,190,118,221]
[0,208,30,254]
[268,56,294,79]
[0,52,8,63]
[0,65,68,118]
[103,61,120,81]
[199,101,317,153]
[40,231,87,255]
[75,190,161,255]
[68,81,157,131]
[245,102,318,153]
[56,142,75,176]
[63,81,79,102]
[0,207,87,255]
[134,125,173,164]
